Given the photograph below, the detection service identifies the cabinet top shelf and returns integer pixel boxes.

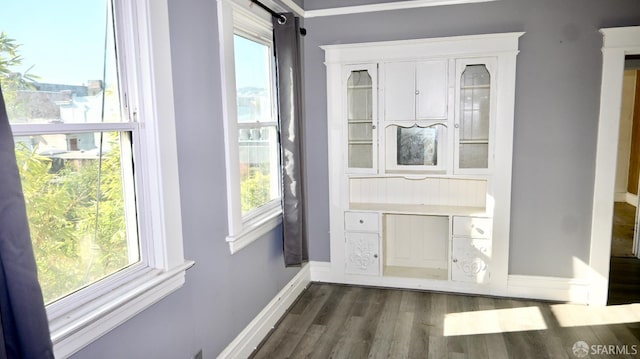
[347,85,373,89]
[460,84,490,90]
[350,202,487,216]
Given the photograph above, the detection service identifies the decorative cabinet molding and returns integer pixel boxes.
[451,237,491,283]
[345,232,380,275]
[345,211,380,276]
[324,32,522,296]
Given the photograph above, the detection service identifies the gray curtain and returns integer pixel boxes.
[273,13,308,267]
[0,84,54,358]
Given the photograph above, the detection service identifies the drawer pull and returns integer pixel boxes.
[359,219,364,224]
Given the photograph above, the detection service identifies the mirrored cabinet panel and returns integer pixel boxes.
[346,66,377,172]
[384,123,446,172]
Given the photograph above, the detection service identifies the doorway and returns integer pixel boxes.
[590,26,640,306]
[609,62,640,305]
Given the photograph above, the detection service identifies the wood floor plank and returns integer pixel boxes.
[250,284,333,358]
[307,286,362,359]
[250,283,640,359]
[408,291,432,358]
[366,289,403,358]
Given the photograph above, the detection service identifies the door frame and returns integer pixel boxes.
[590,26,640,306]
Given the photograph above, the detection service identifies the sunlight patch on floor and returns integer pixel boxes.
[550,303,640,327]
[443,306,547,336]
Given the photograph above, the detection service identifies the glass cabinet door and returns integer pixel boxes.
[455,59,495,173]
[346,65,377,173]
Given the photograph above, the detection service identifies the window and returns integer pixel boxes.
[2,0,191,357]
[234,34,280,215]
[219,0,282,253]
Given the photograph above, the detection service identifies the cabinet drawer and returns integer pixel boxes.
[345,211,379,232]
[452,216,492,238]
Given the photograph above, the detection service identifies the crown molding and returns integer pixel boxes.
[305,0,498,18]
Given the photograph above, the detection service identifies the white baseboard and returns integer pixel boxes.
[506,275,590,304]
[626,192,638,206]
[309,261,332,282]
[217,263,310,359]
[615,192,638,206]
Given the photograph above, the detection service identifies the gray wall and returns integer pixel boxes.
[302,0,640,278]
[72,0,300,358]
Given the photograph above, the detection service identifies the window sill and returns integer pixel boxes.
[226,206,282,254]
[49,260,195,358]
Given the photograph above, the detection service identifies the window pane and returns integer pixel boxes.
[239,126,279,214]
[15,131,138,304]
[1,0,123,124]
[3,1,135,304]
[234,35,272,124]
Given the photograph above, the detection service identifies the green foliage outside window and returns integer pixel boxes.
[3,33,132,304]
[241,167,272,214]
[15,138,131,304]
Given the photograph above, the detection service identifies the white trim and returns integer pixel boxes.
[10,122,138,136]
[309,260,333,282]
[305,0,499,18]
[226,206,283,254]
[507,275,590,304]
[310,261,591,304]
[321,32,524,64]
[217,264,310,359]
[590,26,640,306]
[51,261,194,358]
[627,192,638,206]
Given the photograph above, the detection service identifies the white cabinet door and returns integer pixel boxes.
[451,237,491,283]
[345,64,378,173]
[415,60,448,119]
[345,232,380,275]
[454,57,496,174]
[384,60,448,122]
[383,62,416,122]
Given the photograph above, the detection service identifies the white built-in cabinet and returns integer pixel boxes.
[324,33,522,296]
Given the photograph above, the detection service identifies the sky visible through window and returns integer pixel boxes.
[0,0,107,86]
[234,34,270,91]
[1,0,269,93]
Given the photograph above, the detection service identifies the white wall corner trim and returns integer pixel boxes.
[305,0,499,18]
[217,263,311,359]
[507,275,590,304]
[309,261,333,282]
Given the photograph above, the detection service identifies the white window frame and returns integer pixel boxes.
[9,1,193,357]
[218,0,283,254]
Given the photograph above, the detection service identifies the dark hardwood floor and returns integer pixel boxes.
[251,283,640,359]
[609,202,640,305]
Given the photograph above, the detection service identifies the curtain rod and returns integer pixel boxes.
[250,0,307,35]
[250,0,286,23]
